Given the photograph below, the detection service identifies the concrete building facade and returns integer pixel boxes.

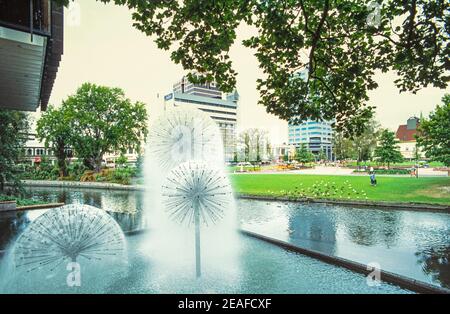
[164,77,239,162]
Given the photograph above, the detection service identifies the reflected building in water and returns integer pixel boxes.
[287,204,337,255]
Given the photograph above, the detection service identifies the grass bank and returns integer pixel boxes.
[230,174,450,205]
[0,195,47,207]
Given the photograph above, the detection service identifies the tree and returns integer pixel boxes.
[55,0,449,136]
[374,129,403,168]
[239,131,251,162]
[334,117,381,162]
[115,153,128,168]
[351,118,381,163]
[238,128,269,162]
[232,151,238,163]
[64,83,148,172]
[318,150,328,162]
[333,132,354,161]
[0,110,29,192]
[135,153,144,177]
[295,144,315,164]
[416,94,450,166]
[36,105,72,177]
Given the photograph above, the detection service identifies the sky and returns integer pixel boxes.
[42,0,448,145]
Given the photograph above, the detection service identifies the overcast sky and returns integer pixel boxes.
[44,0,448,145]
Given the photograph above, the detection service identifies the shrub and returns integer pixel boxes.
[67,162,88,181]
[0,195,45,206]
[80,170,96,182]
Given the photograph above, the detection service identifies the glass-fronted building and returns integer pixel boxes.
[288,120,334,160]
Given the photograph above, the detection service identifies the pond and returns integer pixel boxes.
[0,186,447,292]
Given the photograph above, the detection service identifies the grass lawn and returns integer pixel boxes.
[230,174,450,205]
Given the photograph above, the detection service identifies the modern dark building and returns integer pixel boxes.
[0,0,63,111]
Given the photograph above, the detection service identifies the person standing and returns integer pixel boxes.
[369,167,377,186]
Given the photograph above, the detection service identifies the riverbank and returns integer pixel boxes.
[230,174,450,206]
[16,179,145,191]
[13,178,450,210]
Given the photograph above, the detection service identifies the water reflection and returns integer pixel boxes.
[24,187,145,214]
[2,187,449,289]
[336,209,401,248]
[0,211,31,251]
[0,187,147,252]
[287,204,337,255]
[416,246,450,288]
[239,199,450,289]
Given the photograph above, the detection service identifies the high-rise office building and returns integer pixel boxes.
[164,77,238,161]
[288,120,334,160]
[173,76,222,99]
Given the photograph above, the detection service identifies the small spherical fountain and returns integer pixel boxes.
[14,204,126,273]
[162,161,232,278]
[147,107,224,173]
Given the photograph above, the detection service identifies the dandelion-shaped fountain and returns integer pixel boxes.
[14,204,126,273]
[147,106,224,172]
[162,161,232,278]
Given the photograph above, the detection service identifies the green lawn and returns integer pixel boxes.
[230,174,450,205]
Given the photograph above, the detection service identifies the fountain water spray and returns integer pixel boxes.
[14,204,126,273]
[147,106,224,172]
[144,107,238,281]
[162,161,232,277]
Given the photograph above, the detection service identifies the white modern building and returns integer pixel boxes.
[164,76,239,161]
[288,120,334,160]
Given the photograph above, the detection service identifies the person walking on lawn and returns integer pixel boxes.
[369,167,377,186]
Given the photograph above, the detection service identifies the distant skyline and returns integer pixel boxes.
[43,0,448,145]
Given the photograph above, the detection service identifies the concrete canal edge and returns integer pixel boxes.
[14,180,145,191]
[238,194,450,212]
[16,203,65,211]
[0,201,16,212]
[240,229,450,294]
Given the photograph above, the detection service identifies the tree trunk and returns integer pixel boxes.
[57,142,67,177]
[94,154,103,173]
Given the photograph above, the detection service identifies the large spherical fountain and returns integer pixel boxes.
[2,204,127,293]
[147,106,224,173]
[142,107,237,282]
[162,160,232,226]
[162,161,232,277]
